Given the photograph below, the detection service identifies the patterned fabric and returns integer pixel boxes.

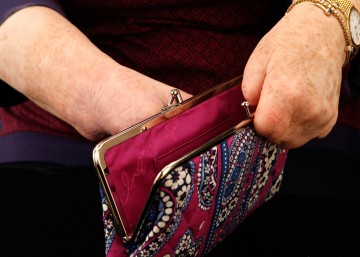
[101,126,287,257]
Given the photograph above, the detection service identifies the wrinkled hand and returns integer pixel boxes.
[0,6,192,142]
[71,70,192,141]
[242,5,345,149]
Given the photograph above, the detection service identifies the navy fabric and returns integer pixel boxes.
[305,123,360,154]
[349,52,360,95]
[0,0,63,24]
[0,132,94,166]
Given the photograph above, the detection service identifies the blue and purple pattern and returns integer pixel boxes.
[102,126,287,257]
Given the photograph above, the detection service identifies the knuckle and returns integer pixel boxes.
[254,109,287,141]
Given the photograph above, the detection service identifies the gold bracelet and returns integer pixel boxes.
[287,0,354,65]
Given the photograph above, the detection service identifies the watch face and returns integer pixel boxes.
[350,8,360,46]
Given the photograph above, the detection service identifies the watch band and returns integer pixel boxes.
[328,0,353,18]
[328,0,360,52]
[287,0,355,65]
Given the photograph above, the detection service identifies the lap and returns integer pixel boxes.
[0,163,104,257]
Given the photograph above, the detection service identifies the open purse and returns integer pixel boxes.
[93,76,288,257]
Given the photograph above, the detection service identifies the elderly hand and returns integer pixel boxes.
[0,6,192,141]
[242,4,346,149]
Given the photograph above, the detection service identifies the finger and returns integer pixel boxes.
[317,115,338,139]
[242,45,268,106]
[253,79,293,145]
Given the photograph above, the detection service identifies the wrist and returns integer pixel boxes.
[285,4,347,66]
[287,0,359,65]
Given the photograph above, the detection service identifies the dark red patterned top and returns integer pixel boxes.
[0,0,358,145]
[0,0,289,140]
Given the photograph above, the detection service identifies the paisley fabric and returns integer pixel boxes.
[101,126,287,257]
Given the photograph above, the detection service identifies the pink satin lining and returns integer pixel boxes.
[104,83,246,235]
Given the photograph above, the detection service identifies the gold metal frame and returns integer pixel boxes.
[92,76,251,243]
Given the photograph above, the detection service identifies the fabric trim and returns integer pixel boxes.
[0,131,95,166]
[0,0,64,24]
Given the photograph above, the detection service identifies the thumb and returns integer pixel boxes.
[242,48,268,106]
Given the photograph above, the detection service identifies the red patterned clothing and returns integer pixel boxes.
[0,0,288,147]
[0,0,359,165]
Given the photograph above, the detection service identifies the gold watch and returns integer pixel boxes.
[328,0,360,61]
[287,0,360,64]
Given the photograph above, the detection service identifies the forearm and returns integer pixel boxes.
[0,7,107,114]
[289,0,360,66]
[0,6,176,140]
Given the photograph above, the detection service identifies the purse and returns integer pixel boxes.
[93,76,288,257]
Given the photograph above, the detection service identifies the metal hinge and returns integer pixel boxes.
[161,89,183,111]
